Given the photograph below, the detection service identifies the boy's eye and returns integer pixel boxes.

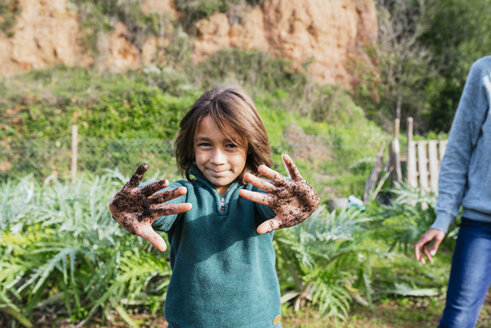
[226,143,238,149]
[197,142,211,147]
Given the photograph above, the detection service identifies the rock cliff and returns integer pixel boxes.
[0,0,377,88]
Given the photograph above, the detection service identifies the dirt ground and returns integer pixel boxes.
[6,293,491,328]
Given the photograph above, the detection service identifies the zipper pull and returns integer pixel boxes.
[220,196,225,213]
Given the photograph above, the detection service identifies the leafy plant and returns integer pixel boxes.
[193,49,307,100]
[274,206,376,320]
[0,171,173,326]
[74,0,169,55]
[369,184,459,254]
[421,0,491,132]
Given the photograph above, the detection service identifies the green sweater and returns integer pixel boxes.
[152,167,282,328]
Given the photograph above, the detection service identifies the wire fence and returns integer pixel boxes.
[1,137,180,182]
[1,125,385,185]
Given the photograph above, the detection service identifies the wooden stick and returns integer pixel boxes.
[372,166,393,201]
[364,145,385,203]
[71,125,78,185]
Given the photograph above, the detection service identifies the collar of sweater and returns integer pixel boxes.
[188,166,243,199]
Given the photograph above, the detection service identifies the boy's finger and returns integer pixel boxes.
[257,217,282,234]
[282,154,302,181]
[150,203,192,217]
[137,225,167,252]
[257,165,288,187]
[243,173,276,193]
[239,189,274,206]
[126,164,148,189]
[149,186,187,204]
[140,179,169,196]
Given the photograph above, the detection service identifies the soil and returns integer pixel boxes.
[4,288,490,328]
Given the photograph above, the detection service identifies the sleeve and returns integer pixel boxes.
[150,181,188,232]
[432,58,491,232]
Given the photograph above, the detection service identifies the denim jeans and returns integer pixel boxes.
[438,218,491,328]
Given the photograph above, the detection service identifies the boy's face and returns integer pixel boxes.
[194,115,247,195]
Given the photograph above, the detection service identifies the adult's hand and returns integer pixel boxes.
[414,228,446,264]
[109,164,192,251]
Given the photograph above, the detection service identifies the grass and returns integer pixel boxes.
[1,62,389,198]
[282,293,491,328]
[27,293,491,327]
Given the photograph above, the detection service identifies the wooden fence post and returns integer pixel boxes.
[71,125,78,184]
[389,118,402,186]
[417,140,429,191]
[407,117,417,187]
[428,140,439,192]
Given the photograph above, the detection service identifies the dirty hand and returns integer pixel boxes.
[108,164,192,251]
[239,154,320,234]
[414,228,446,264]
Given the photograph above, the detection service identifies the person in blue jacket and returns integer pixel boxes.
[109,86,320,328]
[414,56,491,328]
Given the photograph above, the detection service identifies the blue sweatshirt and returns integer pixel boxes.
[432,56,491,232]
[152,167,282,328]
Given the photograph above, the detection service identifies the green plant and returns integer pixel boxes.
[193,49,307,98]
[73,0,169,56]
[175,0,265,28]
[421,0,491,132]
[0,171,172,326]
[369,184,459,254]
[275,206,376,320]
[0,0,20,38]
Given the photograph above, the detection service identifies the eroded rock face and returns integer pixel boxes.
[97,21,140,73]
[0,0,88,76]
[140,0,178,17]
[194,6,269,58]
[193,0,377,88]
[0,0,377,88]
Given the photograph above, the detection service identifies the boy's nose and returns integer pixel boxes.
[210,148,226,164]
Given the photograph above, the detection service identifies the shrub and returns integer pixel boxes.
[275,206,376,320]
[0,172,173,326]
[368,184,459,254]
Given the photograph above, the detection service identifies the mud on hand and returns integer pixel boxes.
[108,164,192,251]
[239,154,320,234]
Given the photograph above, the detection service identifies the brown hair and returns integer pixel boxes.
[175,86,272,182]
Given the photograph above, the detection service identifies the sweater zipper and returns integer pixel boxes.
[220,196,225,213]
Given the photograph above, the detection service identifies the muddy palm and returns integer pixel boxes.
[109,164,192,251]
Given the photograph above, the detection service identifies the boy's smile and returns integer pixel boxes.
[194,115,247,195]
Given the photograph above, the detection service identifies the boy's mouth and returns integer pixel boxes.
[208,169,228,176]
